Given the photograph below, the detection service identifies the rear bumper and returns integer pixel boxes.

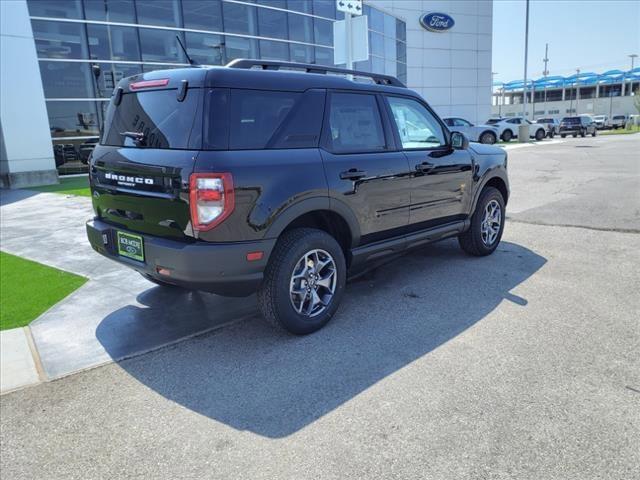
[86,219,276,296]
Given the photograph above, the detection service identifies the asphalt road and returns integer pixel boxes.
[1,135,639,480]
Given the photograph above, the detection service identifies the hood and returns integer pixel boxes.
[468,142,504,156]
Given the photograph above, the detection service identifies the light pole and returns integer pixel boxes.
[542,43,549,112]
[519,0,530,142]
[629,54,638,70]
[575,68,580,115]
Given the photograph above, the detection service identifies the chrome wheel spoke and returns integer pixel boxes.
[481,199,502,246]
[289,248,337,318]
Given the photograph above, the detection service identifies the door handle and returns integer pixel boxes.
[340,168,367,180]
[415,162,435,173]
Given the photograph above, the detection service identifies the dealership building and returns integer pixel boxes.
[0,0,493,187]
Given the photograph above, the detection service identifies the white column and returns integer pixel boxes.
[0,0,57,188]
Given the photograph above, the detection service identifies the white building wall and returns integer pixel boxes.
[0,0,57,187]
[368,0,493,125]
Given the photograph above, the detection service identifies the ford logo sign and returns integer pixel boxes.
[420,12,455,32]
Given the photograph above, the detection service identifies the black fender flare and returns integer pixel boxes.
[264,196,361,247]
[470,169,510,213]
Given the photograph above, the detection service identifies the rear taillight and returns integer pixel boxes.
[189,173,234,231]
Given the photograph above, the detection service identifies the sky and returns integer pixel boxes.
[492,0,640,84]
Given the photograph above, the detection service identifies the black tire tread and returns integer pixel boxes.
[458,187,504,256]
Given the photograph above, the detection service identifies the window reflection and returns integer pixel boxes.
[39,61,95,98]
[185,32,224,65]
[32,20,88,59]
[182,0,223,31]
[84,0,136,23]
[136,0,180,27]
[139,29,186,63]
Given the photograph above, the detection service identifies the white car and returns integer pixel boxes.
[442,117,499,144]
[592,115,610,129]
[486,117,547,142]
[611,114,628,129]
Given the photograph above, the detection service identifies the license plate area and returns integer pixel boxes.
[117,231,145,262]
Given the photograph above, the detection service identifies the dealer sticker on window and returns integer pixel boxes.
[117,231,144,262]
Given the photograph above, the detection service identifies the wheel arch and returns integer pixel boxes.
[265,198,360,264]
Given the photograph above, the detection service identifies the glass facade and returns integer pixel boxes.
[27,0,407,174]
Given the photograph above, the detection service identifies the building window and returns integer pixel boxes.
[136,0,181,27]
[87,24,141,62]
[288,13,314,43]
[47,100,101,138]
[139,28,186,63]
[39,61,95,98]
[290,43,314,63]
[32,20,88,59]
[225,36,259,62]
[83,0,136,23]
[28,0,83,19]
[258,6,288,40]
[181,0,223,31]
[223,1,258,36]
[259,40,290,61]
[313,17,332,46]
[185,32,224,65]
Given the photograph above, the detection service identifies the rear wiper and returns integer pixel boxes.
[120,131,146,146]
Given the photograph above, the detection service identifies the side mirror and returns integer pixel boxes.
[451,131,469,150]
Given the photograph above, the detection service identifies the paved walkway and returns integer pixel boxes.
[0,189,255,388]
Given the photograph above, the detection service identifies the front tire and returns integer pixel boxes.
[501,129,513,142]
[592,129,597,137]
[561,134,566,138]
[257,228,346,335]
[458,187,505,256]
[580,129,586,137]
[480,131,497,144]
[535,128,545,141]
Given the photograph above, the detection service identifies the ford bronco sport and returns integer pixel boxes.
[86,60,509,335]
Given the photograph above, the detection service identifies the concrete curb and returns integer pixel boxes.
[0,327,41,394]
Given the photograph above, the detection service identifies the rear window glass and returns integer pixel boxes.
[562,117,580,124]
[102,88,202,149]
[613,115,626,120]
[328,93,386,152]
[486,118,502,124]
[537,118,552,123]
[229,90,299,150]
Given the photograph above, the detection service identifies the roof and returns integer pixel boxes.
[118,62,414,98]
[495,67,640,91]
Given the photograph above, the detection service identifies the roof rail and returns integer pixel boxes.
[225,59,406,87]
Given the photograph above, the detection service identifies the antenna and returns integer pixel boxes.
[176,35,198,66]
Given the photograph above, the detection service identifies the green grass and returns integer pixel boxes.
[599,125,640,135]
[30,176,90,197]
[0,252,87,330]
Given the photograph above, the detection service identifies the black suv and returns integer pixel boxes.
[559,115,597,138]
[86,60,509,334]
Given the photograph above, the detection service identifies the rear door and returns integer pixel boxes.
[383,95,474,229]
[320,91,411,243]
[91,74,204,240]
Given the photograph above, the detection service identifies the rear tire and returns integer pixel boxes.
[458,187,505,257]
[501,129,513,142]
[257,228,346,335]
[535,128,545,141]
[580,129,586,137]
[592,129,597,137]
[561,134,566,138]
[572,133,577,138]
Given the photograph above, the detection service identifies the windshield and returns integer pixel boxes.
[613,115,626,120]
[102,88,203,149]
[486,118,502,125]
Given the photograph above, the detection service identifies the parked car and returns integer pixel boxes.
[559,115,597,137]
[592,115,610,129]
[86,60,509,335]
[486,117,547,142]
[611,114,629,129]
[442,117,498,144]
[535,117,559,138]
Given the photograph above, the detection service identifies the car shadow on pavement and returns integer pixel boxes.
[97,238,546,438]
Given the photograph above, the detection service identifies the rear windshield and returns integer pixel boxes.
[102,88,203,149]
[486,118,502,125]
[537,118,552,123]
[561,117,580,124]
[613,115,626,120]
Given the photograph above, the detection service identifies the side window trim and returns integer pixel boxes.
[382,94,450,151]
[320,89,395,155]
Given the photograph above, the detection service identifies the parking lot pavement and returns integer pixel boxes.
[1,134,638,479]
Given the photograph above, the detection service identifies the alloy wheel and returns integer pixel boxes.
[481,199,502,246]
[289,249,337,317]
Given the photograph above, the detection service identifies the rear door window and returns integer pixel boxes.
[229,90,299,150]
[102,88,203,149]
[327,93,386,153]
